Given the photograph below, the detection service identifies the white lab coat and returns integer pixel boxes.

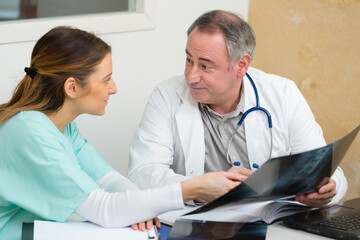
[128,67,347,203]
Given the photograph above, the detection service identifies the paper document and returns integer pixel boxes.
[178,200,310,224]
[158,205,201,226]
[34,220,158,240]
[158,200,309,226]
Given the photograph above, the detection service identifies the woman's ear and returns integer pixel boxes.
[64,77,78,99]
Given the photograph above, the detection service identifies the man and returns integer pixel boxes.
[127,10,347,207]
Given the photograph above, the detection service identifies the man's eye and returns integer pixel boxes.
[202,65,211,70]
[186,58,193,64]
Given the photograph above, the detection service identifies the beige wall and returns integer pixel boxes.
[248,0,360,200]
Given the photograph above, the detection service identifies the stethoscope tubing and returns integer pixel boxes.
[226,72,273,167]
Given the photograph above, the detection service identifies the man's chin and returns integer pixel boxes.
[190,93,208,104]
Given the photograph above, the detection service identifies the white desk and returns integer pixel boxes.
[24,220,335,240]
[267,222,333,240]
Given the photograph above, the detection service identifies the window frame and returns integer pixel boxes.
[0,0,156,45]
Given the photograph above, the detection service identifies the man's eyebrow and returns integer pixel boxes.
[199,57,214,64]
[102,73,112,79]
[185,49,192,57]
[185,49,214,64]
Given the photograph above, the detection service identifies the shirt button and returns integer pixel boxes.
[190,169,194,174]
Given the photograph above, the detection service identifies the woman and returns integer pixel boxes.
[0,26,241,240]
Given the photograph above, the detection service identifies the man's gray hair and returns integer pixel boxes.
[187,10,256,67]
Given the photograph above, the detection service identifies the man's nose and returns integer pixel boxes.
[186,66,201,85]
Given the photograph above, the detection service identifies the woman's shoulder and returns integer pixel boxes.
[0,110,61,144]
[4,111,52,130]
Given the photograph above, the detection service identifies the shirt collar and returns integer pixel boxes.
[199,84,245,119]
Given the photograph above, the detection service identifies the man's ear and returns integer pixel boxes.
[64,77,78,99]
[236,54,252,78]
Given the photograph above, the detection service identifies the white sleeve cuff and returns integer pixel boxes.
[75,183,184,228]
[330,166,348,204]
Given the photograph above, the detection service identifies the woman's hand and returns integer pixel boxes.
[227,165,253,181]
[181,171,243,203]
[131,217,161,231]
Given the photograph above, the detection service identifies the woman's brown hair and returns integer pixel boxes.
[0,26,111,126]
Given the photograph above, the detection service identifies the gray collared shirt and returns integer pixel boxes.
[199,88,250,172]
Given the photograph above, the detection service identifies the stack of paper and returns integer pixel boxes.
[33,221,158,240]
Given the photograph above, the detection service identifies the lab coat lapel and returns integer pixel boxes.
[175,81,205,176]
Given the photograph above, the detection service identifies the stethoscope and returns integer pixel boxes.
[226,72,273,168]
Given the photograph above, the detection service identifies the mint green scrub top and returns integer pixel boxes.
[0,111,115,240]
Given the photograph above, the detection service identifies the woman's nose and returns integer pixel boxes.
[109,78,117,94]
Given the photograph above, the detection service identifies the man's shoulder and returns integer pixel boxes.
[249,67,294,84]
[148,75,194,109]
[156,75,185,90]
[248,67,297,90]
[153,75,188,101]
